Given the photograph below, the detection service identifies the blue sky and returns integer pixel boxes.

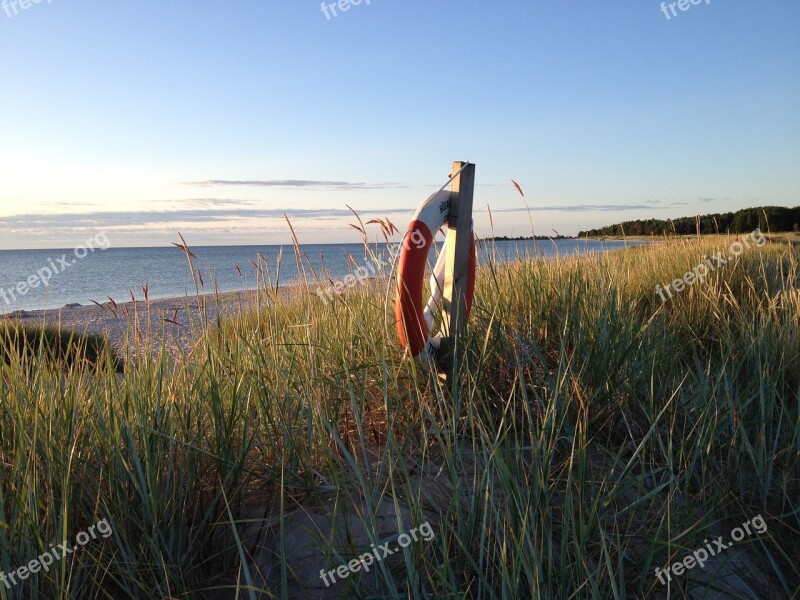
[0,0,798,249]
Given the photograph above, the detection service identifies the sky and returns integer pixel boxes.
[0,0,798,249]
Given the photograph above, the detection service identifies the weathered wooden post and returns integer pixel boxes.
[439,161,475,382]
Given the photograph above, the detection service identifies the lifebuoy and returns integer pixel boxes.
[395,189,477,357]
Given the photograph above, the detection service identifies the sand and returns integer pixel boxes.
[3,289,286,357]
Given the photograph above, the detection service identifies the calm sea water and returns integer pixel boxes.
[0,239,647,313]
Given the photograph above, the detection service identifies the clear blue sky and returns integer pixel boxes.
[1,0,798,248]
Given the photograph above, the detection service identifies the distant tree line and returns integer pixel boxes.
[578,206,800,237]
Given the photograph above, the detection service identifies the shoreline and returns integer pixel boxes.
[0,241,647,354]
[1,240,668,356]
[1,288,297,356]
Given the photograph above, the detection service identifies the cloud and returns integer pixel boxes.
[487,204,659,212]
[151,198,258,208]
[0,200,673,246]
[0,207,410,230]
[186,179,404,190]
[698,197,718,203]
[0,201,664,231]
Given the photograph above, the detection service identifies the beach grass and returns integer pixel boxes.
[0,322,122,373]
[0,233,798,599]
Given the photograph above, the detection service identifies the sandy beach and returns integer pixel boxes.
[2,289,283,357]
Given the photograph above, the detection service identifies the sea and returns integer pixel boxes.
[0,239,647,313]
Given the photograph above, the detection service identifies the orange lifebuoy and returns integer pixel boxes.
[395,189,476,357]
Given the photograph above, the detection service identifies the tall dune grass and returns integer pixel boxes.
[0,235,798,599]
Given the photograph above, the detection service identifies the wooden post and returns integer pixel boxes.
[439,161,475,380]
